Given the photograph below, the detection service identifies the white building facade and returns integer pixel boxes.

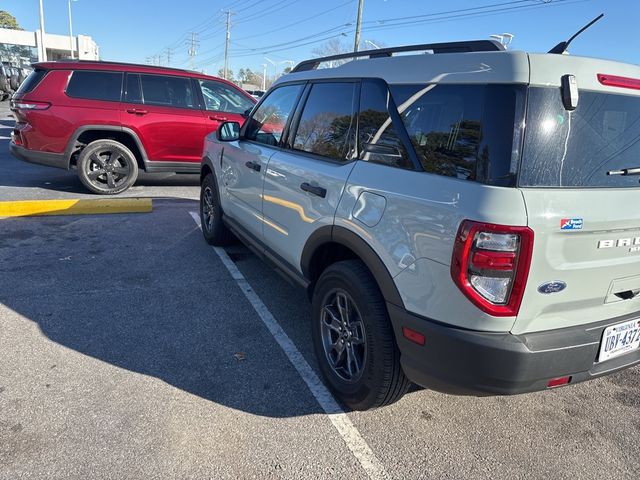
[0,27,99,65]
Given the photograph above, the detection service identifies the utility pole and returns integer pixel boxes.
[67,0,74,59]
[353,0,364,53]
[38,0,47,61]
[187,32,199,71]
[261,63,267,90]
[223,10,232,81]
[165,47,173,66]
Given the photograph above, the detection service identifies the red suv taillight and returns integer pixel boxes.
[10,100,51,110]
[451,220,534,317]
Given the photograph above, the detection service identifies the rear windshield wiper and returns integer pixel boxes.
[607,167,640,176]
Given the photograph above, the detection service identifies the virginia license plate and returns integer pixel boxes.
[598,318,640,362]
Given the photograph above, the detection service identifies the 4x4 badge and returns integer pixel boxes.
[538,281,567,294]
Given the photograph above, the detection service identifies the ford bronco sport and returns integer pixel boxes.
[199,37,640,410]
[9,60,255,194]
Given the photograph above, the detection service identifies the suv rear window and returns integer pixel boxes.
[66,71,123,101]
[519,87,640,188]
[16,69,47,94]
[389,84,525,185]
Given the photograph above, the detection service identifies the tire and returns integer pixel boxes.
[311,260,411,410]
[77,140,138,195]
[199,173,234,245]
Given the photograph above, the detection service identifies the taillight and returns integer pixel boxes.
[597,73,640,91]
[10,100,51,110]
[451,220,534,317]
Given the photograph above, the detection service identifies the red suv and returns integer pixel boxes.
[10,61,256,194]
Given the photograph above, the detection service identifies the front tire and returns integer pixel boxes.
[200,173,234,245]
[311,260,411,410]
[77,140,138,195]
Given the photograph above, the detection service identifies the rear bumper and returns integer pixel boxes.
[9,142,69,170]
[388,303,640,396]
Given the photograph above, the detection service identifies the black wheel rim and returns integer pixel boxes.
[85,149,131,190]
[320,289,367,383]
[202,185,216,233]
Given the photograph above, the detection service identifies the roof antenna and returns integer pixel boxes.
[548,13,604,54]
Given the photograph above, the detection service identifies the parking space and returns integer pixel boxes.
[1,103,639,479]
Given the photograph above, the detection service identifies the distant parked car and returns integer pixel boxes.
[245,89,265,99]
[10,60,256,194]
[0,65,9,101]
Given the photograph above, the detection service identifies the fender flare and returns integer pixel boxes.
[64,125,149,170]
[301,225,404,307]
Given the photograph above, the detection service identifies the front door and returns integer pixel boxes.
[220,83,305,241]
[262,81,359,271]
[196,78,255,136]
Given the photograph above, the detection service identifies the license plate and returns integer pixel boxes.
[598,318,640,362]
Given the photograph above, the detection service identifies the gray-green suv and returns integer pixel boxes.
[199,39,640,410]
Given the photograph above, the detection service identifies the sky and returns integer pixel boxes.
[3,0,638,77]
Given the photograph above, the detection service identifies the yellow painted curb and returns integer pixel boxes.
[0,198,153,217]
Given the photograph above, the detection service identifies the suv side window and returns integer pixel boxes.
[358,80,413,169]
[66,71,123,102]
[292,82,357,161]
[124,73,142,104]
[390,84,483,180]
[140,74,196,109]
[198,79,254,114]
[244,84,303,146]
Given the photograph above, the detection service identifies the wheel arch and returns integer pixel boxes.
[65,126,149,170]
[301,225,404,308]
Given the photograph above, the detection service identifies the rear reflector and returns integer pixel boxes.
[402,326,425,346]
[547,376,572,388]
[597,73,640,91]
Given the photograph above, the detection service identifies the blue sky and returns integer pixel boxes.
[3,0,638,76]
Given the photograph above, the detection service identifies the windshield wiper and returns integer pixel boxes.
[607,167,640,176]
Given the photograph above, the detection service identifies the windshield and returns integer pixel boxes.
[519,87,640,188]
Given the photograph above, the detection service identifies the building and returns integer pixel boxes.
[0,27,99,66]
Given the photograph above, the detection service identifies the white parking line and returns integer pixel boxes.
[189,211,389,480]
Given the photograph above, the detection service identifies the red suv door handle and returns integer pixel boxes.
[126,108,148,115]
[209,115,228,122]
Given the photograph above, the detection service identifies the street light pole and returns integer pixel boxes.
[261,63,267,90]
[38,0,47,61]
[67,0,75,59]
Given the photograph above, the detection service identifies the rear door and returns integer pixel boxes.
[515,84,640,335]
[262,81,359,271]
[122,73,206,165]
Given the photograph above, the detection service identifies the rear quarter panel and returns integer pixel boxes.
[336,161,528,332]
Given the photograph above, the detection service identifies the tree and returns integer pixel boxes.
[311,38,351,67]
[0,10,22,30]
[217,68,235,82]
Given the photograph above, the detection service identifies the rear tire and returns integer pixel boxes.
[200,173,234,245]
[311,260,411,410]
[77,139,138,195]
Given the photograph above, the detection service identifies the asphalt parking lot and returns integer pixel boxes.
[1,103,639,480]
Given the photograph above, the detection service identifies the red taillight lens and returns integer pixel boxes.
[451,220,534,317]
[10,100,51,110]
[597,73,640,91]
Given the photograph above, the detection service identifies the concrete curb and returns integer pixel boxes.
[0,198,153,217]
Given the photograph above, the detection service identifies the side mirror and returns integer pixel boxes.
[216,121,241,142]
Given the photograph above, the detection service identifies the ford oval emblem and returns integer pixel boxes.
[538,281,567,294]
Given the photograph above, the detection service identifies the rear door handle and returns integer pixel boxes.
[300,182,326,198]
[126,108,148,115]
[245,161,261,172]
[210,115,229,122]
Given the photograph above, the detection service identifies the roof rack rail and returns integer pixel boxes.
[291,40,504,73]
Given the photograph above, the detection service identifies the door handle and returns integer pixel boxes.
[210,115,228,122]
[126,108,148,115]
[245,161,261,172]
[300,182,326,198]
